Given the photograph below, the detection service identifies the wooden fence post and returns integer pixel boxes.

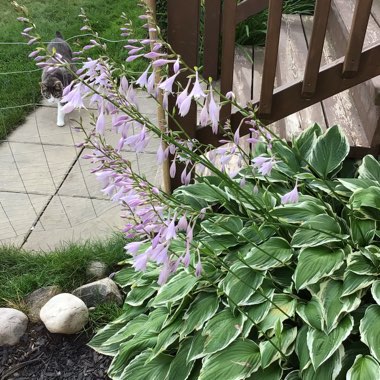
[167,0,200,191]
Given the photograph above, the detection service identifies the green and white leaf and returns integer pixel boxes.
[202,309,245,355]
[346,355,380,380]
[294,247,345,290]
[294,123,323,160]
[291,215,346,248]
[243,300,272,337]
[302,345,344,380]
[258,294,297,333]
[350,217,376,246]
[309,125,349,178]
[125,284,157,306]
[318,280,361,333]
[180,292,219,337]
[247,363,282,380]
[199,338,261,380]
[187,330,207,362]
[222,265,265,309]
[371,281,380,305]
[243,237,293,270]
[166,339,195,380]
[307,315,353,370]
[359,305,380,362]
[152,270,198,306]
[259,327,297,368]
[296,325,312,373]
[296,297,324,331]
[271,201,326,223]
[117,350,172,380]
[350,187,380,220]
[201,215,243,236]
[358,155,380,182]
[347,252,378,275]
[342,271,375,297]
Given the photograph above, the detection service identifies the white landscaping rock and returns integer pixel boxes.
[40,293,89,334]
[86,260,108,280]
[72,278,123,307]
[0,308,28,346]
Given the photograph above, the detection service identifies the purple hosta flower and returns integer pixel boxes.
[80,25,91,31]
[61,83,85,113]
[96,110,106,134]
[147,71,156,95]
[208,87,220,133]
[159,72,179,94]
[169,160,176,178]
[247,129,261,147]
[27,37,39,46]
[17,17,30,22]
[144,51,165,59]
[176,79,191,108]
[226,91,235,100]
[126,54,144,62]
[156,143,169,165]
[152,59,176,67]
[173,58,180,74]
[124,125,150,152]
[133,251,149,271]
[234,125,241,145]
[177,215,188,231]
[28,49,40,58]
[252,156,278,176]
[199,102,209,127]
[281,181,299,204]
[153,43,162,52]
[157,259,171,285]
[128,46,144,55]
[189,70,206,99]
[195,255,202,277]
[136,65,151,88]
[181,167,192,185]
[179,94,192,117]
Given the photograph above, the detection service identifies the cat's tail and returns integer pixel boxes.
[55,31,64,39]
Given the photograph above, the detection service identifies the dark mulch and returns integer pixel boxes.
[0,324,112,380]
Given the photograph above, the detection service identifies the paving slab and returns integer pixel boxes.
[0,141,78,194]
[23,195,124,251]
[59,150,162,199]
[0,192,49,244]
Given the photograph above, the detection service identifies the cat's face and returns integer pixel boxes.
[40,79,63,103]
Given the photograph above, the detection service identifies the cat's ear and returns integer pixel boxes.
[54,81,63,90]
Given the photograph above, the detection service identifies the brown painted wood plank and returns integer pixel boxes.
[343,0,373,76]
[220,0,237,120]
[167,0,200,190]
[236,0,269,24]
[259,0,283,115]
[204,0,222,80]
[302,0,331,97]
[303,15,370,147]
[233,46,253,109]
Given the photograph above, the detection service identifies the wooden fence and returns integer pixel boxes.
[166,0,380,188]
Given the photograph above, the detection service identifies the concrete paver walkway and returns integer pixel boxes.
[0,94,161,250]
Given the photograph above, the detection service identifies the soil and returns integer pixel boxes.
[0,324,112,380]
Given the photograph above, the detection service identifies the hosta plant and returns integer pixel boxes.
[89,124,380,380]
[14,2,380,379]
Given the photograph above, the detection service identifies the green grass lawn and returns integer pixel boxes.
[0,234,126,308]
[0,0,147,140]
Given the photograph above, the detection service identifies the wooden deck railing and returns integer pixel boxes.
[167,0,380,187]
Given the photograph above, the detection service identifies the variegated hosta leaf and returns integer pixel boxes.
[152,270,198,306]
[291,215,346,248]
[307,315,353,370]
[108,331,158,379]
[349,217,376,246]
[347,252,378,275]
[346,355,380,380]
[296,325,312,374]
[259,327,297,369]
[318,280,361,334]
[358,155,380,182]
[371,281,380,305]
[294,247,345,290]
[258,294,297,334]
[302,344,344,380]
[350,186,380,220]
[309,125,349,178]
[296,297,324,331]
[199,338,261,380]
[187,330,207,363]
[180,292,219,337]
[342,271,375,297]
[247,363,282,379]
[221,264,265,309]
[239,281,275,306]
[117,350,172,380]
[359,305,380,362]
[242,300,272,337]
[166,338,195,380]
[284,370,302,380]
[125,284,157,306]
[202,309,245,355]
[243,237,293,270]
[270,201,327,224]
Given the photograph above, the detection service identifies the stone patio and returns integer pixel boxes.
[0,94,161,250]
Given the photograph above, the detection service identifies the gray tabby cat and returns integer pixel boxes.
[40,32,75,127]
